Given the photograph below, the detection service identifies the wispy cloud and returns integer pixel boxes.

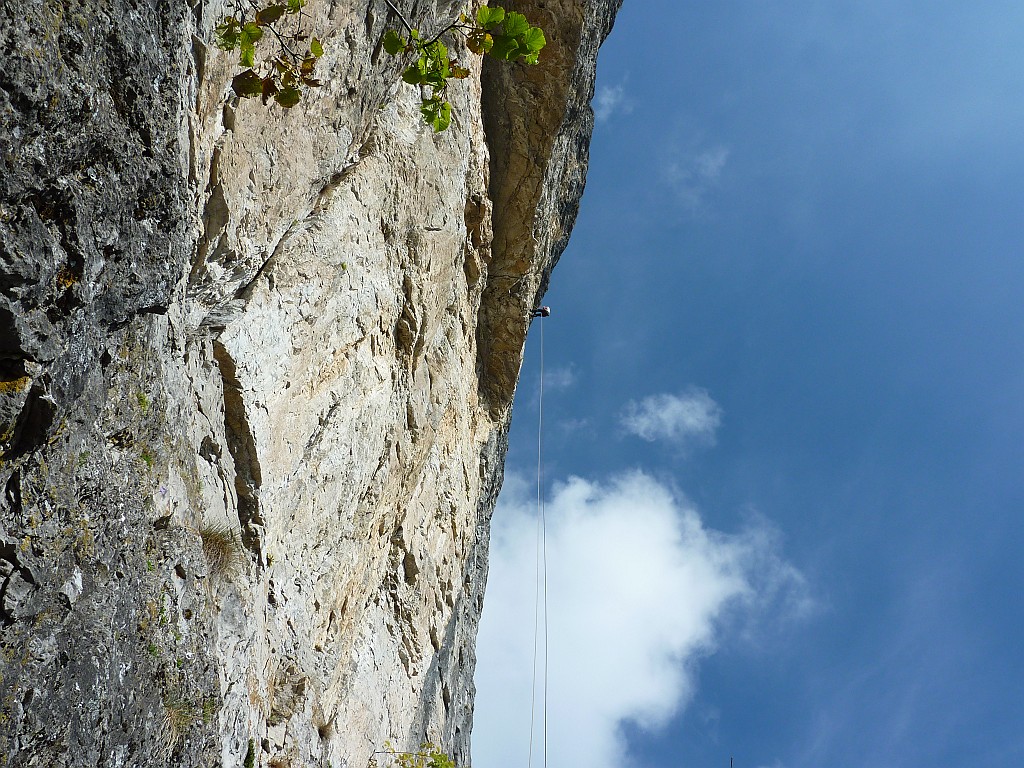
[594,82,632,123]
[543,364,576,392]
[665,144,730,212]
[556,416,591,436]
[620,388,722,448]
[473,472,807,768]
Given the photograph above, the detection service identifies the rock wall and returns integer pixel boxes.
[0,0,620,766]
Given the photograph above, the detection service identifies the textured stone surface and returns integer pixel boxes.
[0,0,621,765]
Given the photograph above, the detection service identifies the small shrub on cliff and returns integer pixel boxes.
[198,525,243,577]
[161,693,197,752]
[383,2,546,131]
[372,742,458,768]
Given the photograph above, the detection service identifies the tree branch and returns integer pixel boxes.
[383,0,414,35]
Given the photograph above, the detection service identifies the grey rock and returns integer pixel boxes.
[0,0,621,765]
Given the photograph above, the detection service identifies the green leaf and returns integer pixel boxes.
[286,0,304,11]
[275,86,301,107]
[520,26,546,54]
[476,5,505,29]
[502,11,530,38]
[241,22,264,43]
[231,69,264,97]
[420,95,439,115]
[489,34,519,61]
[255,4,286,25]
[238,22,263,68]
[429,39,450,78]
[421,98,451,132]
[310,37,324,56]
[402,64,424,85]
[214,17,240,50]
[239,41,256,68]
[383,29,405,55]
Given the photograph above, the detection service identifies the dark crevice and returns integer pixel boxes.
[0,537,36,627]
[3,382,56,460]
[135,303,170,317]
[4,470,22,515]
[0,306,26,359]
[212,340,264,561]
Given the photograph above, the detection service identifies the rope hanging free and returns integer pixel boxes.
[528,308,550,768]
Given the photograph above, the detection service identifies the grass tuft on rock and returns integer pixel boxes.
[162,694,196,752]
[199,525,243,577]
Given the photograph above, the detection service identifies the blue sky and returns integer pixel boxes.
[474,3,1024,768]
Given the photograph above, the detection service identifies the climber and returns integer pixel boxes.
[530,306,551,318]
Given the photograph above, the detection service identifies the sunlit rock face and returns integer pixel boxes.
[0,0,620,766]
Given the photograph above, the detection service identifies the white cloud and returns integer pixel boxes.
[543,364,576,392]
[594,83,632,123]
[472,472,807,768]
[620,389,722,447]
[665,144,730,211]
[556,416,592,436]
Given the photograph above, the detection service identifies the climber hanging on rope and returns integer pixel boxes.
[530,306,551,319]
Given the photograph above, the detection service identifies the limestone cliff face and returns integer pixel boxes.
[0,0,620,765]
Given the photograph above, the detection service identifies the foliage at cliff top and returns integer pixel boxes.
[214,0,324,108]
[213,0,545,131]
[383,3,547,132]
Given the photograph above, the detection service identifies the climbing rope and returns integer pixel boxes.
[528,308,550,768]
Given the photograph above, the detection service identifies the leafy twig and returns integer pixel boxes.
[215,0,325,108]
[383,0,415,36]
[382,4,546,132]
[377,742,457,768]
